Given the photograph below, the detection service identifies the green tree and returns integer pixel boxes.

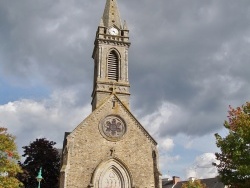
[214,102,250,188]
[181,179,207,188]
[0,127,23,188]
[19,138,60,188]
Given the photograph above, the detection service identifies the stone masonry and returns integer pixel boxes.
[60,95,161,187]
[59,0,162,187]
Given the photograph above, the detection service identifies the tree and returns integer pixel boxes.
[214,102,250,188]
[19,138,60,188]
[0,127,23,188]
[181,179,207,188]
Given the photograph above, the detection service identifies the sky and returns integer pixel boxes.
[1,0,250,181]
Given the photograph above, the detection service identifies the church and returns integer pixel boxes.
[60,0,162,187]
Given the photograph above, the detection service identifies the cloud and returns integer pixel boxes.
[0,89,91,153]
[1,0,250,180]
[1,0,250,124]
[138,99,226,138]
[160,153,181,178]
[0,0,98,91]
[185,153,218,179]
[161,138,175,152]
[139,102,175,136]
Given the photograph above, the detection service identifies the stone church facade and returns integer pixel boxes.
[60,0,162,187]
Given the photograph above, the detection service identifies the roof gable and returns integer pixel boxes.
[68,94,157,145]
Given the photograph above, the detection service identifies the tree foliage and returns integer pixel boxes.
[19,138,60,188]
[181,179,207,188]
[0,127,23,188]
[214,102,250,187]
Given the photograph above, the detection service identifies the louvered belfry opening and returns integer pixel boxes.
[107,50,119,81]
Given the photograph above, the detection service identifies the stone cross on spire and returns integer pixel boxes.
[102,0,122,28]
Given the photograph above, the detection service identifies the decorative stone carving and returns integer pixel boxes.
[102,169,121,187]
[99,115,126,141]
[92,159,132,188]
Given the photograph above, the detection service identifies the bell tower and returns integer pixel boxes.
[91,0,131,111]
[60,1,162,187]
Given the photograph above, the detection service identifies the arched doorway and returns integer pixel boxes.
[92,159,132,188]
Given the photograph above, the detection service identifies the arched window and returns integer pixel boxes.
[107,50,119,81]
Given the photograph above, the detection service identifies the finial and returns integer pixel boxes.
[123,20,128,30]
[99,18,104,27]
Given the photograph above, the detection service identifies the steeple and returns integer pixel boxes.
[59,1,161,187]
[91,0,131,111]
[102,0,122,28]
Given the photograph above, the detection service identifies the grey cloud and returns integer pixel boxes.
[127,0,250,137]
[1,0,250,138]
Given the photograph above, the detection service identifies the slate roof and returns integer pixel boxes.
[162,178,174,188]
[172,177,225,188]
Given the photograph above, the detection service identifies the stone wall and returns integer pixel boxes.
[61,95,160,188]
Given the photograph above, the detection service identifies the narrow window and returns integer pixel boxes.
[107,51,119,81]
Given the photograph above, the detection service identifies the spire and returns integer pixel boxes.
[102,0,122,28]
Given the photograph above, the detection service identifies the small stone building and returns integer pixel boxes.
[59,0,162,187]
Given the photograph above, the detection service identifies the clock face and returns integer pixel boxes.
[99,115,126,141]
[109,27,119,35]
